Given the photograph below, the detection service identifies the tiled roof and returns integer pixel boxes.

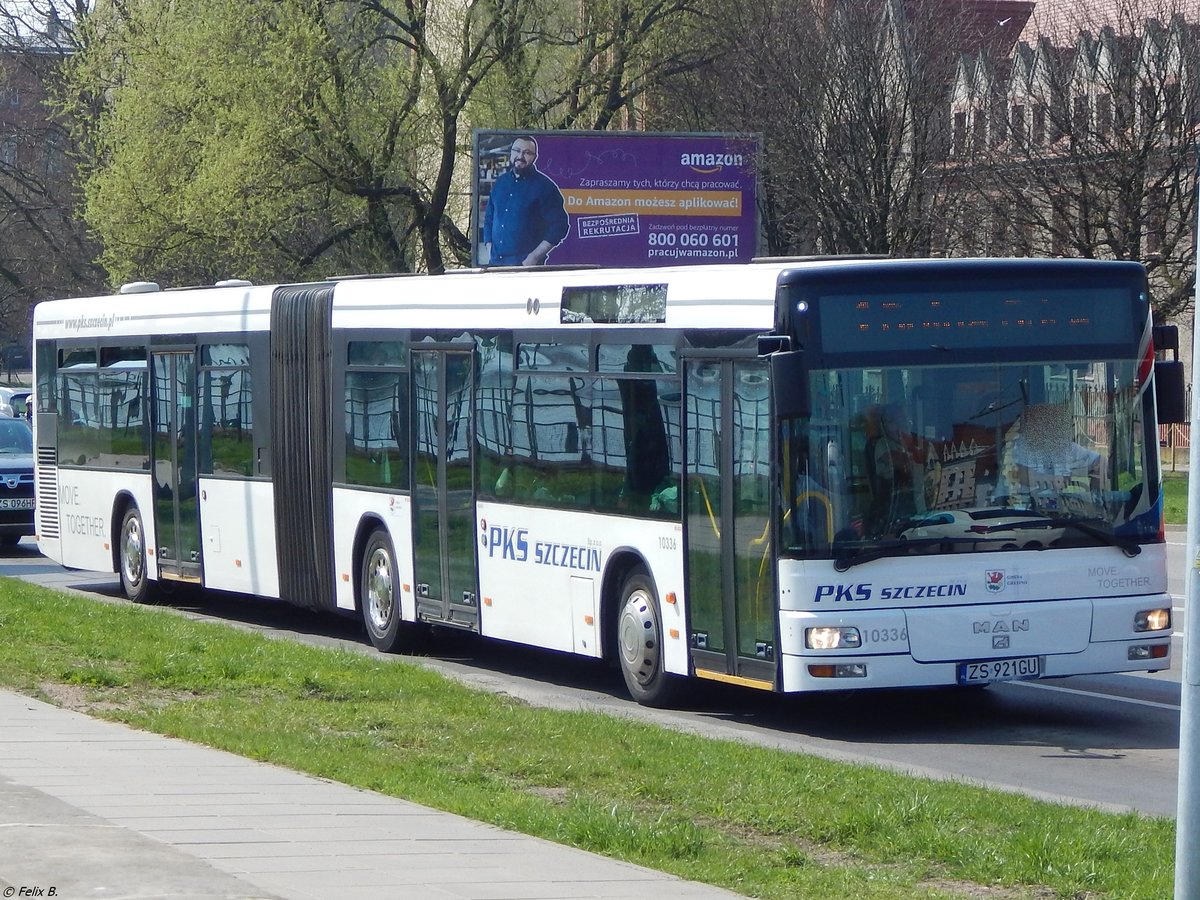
[1020,0,1200,44]
[907,0,1035,55]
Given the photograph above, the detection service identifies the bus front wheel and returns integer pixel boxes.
[616,566,679,707]
[118,506,151,604]
[360,528,414,653]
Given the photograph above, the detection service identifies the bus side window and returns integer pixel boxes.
[344,370,407,489]
[591,373,679,517]
[200,345,254,478]
[57,368,99,466]
[509,373,594,509]
[474,334,513,501]
[617,375,670,510]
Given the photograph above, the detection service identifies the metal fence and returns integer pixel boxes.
[1161,422,1190,471]
[1162,423,1191,449]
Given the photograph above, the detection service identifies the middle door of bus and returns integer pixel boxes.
[412,347,478,629]
[150,350,202,582]
[683,355,776,689]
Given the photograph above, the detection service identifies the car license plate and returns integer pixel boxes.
[0,498,33,511]
[957,656,1041,685]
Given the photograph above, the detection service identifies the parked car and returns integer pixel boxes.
[0,386,31,418]
[0,416,34,547]
[897,507,1065,550]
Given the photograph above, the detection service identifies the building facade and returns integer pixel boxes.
[944,1,1200,325]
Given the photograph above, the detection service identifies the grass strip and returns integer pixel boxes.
[0,579,1175,899]
[1163,472,1187,525]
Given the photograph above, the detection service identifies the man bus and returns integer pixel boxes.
[31,257,1184,706]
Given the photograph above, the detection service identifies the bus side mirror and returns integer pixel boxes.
[1155,359,1186,425]
[1153,324,1179,354]
[770,351,810,420]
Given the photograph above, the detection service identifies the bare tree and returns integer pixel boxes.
[0,0,103,344]
[486,0,719,131]
[653,0,1005,257]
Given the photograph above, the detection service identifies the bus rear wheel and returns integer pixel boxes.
[361,528,414,653]
[616,566,679,707]
[119,505,151,604]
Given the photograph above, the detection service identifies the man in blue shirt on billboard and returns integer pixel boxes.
[481,135,569,266]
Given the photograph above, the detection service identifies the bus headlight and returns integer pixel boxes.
[805,626,862,650]
[1134,609,1171,632]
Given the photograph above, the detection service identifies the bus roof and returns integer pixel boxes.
[32,257,1149,341]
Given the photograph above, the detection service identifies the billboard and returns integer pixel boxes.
[472,130,759,268]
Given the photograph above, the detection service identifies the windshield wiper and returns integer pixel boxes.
[990,516,1141,557]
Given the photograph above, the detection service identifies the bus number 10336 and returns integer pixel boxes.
[867,627,907,645]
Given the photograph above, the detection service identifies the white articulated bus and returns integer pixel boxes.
[31,257,1185,706]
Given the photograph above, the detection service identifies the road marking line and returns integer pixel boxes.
[1015,680,1181,711]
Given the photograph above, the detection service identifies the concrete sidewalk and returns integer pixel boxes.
[0,690,738,900]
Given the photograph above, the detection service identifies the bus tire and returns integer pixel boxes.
[616,566,679,707]
[118,505,151,604]
[360,528,412,653]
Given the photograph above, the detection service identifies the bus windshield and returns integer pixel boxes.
[780,357,1157,561]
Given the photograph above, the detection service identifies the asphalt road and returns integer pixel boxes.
[0,534,1189,819]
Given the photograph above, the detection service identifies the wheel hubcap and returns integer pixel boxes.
[122,518,143,587]
[366,546,394,632]
[618,587,658,686]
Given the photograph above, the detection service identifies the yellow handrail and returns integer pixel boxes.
[752,490,835,607]
[697,476,720,539]
[795,490,835,544]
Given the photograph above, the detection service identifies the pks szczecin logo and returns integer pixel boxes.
[985,570,1005,593]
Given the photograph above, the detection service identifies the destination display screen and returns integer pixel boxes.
[815,287,1138,354]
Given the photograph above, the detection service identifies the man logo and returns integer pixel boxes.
[993,635,1011,649]
[985,570,1005,593]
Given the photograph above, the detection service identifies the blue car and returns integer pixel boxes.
[0,416,34,547]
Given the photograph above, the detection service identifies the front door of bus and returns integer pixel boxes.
[150,351,201,582]
[412,348,478,629]
[684,357,776,689]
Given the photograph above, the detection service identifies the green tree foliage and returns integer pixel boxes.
[71,0,452,281]
[65,0,713,284]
